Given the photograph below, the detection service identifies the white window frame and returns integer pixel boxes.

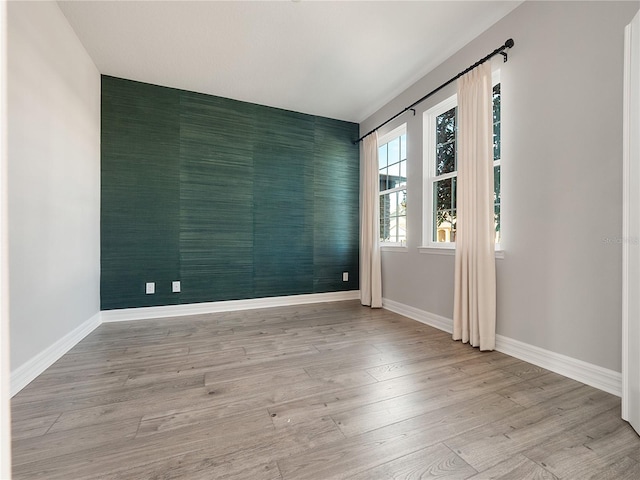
[421,70,502,255]
[378,123,407,248]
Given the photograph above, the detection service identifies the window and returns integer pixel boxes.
[424,73,501,248]
[378,125,407,245]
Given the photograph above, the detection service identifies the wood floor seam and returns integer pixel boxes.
[521,452,559,479]
[43,412,63,436]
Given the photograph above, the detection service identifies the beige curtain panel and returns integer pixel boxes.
[453,62,497,350]
[360,132,382,308]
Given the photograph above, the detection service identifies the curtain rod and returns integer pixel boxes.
[354,38,515,145]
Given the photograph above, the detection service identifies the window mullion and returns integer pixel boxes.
[380,185,406,196]
[432,171,457,182]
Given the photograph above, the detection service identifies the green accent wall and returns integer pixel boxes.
[101,76,359,310]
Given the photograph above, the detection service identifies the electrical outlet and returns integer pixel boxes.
[145,282,155,294]
[172,281,181,293]
[342,272,349,282]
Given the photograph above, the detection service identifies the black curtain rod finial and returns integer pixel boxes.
[501,39,514,62]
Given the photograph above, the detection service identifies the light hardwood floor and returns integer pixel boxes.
[11,300,640,479]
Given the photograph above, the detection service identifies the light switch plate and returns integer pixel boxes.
[172,281,181,293]
[145,282,155,294]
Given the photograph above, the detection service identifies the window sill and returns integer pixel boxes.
[418,246,505,259]
[380,244,408,252]
[418,246,455,256]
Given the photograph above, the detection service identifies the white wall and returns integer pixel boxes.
[1,0,11,475]
[362,1,640,373]
[8,2,100,374]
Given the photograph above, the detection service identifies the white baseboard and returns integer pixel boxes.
[11,312,101,397]
[101,290,361,323]
[382,298,453,333]
[495,335,622,397]
[382,298,622,397]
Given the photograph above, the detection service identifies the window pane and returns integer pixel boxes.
[389,217,398,242]
[381,193,390,215]
[399,189,407,215]
[436,108,456,145]
[493,122,501,161]
[389,215,407,244]
[380,189,406,243]
[388,162,401,189]
[378,144,387,169]
[398,215,406,243]
[493,84,501,122]
[379,167,388,191]
[379,193,390,242]
[435,106,457,176]
[433,177,456,242]
[493,83,501,161]
[434,209,457,243]
[494,165,501,205]
[400,134,407,160]
[494,165,501,243]
[387,137,400,165]
[493,84,501,243]
[388,191,398,216]
[399,160,407,187]
[380,221,389,242]
[436,141,456,176]
[434,177,454,212]
[494,204,501,244]
[381,219,389,241]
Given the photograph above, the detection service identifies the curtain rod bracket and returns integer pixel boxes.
[500,51,508,62]
[410,108,416,116]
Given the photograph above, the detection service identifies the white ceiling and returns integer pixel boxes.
[58,1,521,123]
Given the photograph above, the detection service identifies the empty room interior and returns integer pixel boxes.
[3,0,640,479]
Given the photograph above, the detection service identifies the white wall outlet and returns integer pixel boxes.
[342,272,349,282]
[172,281,181,293]
[145,282,155,294]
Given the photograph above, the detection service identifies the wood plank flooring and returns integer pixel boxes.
[10,300,640,479]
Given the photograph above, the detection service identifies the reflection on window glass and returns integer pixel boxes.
[433,177,456,243]
[388,137,400,165]
[380,189,406,244]
[378,144,387,170]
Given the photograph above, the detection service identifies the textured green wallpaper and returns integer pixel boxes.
[101,76,359,310]
[101,79,181,308]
